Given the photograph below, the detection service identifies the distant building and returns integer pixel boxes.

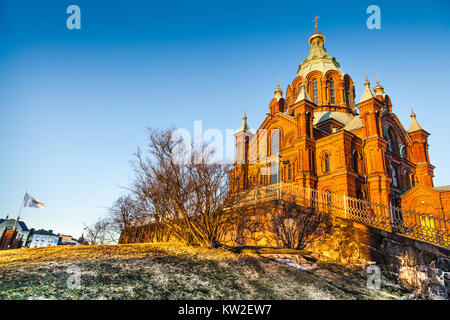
[0,218,31,249]
[59,234,81,245]
[29,229,60,248]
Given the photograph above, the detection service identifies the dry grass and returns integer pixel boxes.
[0,243,413,300]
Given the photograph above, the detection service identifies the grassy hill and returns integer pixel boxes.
[0,243,413,300]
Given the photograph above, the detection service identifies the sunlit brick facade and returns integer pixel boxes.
[231,27,450,219]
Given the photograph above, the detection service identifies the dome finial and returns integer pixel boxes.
[237,108,251,133]
[313,16,320,33]
[408,104,423,132]
[274,77,283,100]
[359,72,375,103]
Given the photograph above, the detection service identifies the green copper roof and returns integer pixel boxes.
[237,114,252,133]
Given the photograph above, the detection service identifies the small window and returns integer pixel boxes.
[323,154,330,173]
[288,164,292,180]
[344,80,350,107]
[36,237,40,242]
[386,129,395,153]
[329,78,335,105]
[49,238,53,243]
[41,237,45,242]
[353,152,359,174]
[391,164,398,187]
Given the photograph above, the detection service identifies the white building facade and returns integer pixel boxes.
[29,230,60,248]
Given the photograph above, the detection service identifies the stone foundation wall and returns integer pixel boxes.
[120,202,449,298]
[308,215,450,298]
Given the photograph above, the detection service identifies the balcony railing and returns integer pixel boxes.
[238,183,450,248]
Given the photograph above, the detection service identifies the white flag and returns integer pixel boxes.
[23,192,46,208]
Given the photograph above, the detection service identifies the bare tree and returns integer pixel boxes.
[108,194,147,243]
[268,196,329,250]
[131,127,251,248]
[83,217,110,245]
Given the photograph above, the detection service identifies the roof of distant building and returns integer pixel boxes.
[32,229,58,236]
[0,219,29,231]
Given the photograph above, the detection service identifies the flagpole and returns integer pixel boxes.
[12,191,26,233]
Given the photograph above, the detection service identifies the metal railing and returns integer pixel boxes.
[238,183,450,248]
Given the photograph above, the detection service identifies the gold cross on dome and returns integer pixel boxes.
[313,16,320,32]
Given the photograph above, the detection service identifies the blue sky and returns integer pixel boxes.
[1,0,449,238]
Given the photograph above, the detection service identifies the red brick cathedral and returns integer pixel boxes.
[232,26,449,218]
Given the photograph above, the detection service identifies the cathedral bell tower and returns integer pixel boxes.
[357,76,391,206]
[234,113,254,190]
[408,108,434,187]
[291,82,317,188]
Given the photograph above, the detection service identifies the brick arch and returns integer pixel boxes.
[324,70,342,105]
[319,150,332,174]
[289,76,303,105]
[305,71,324,105]
[383,124,403,156]
[384,95,392,110]
[410,195,441,230]
[267,127,283,156]
[282,131,295,149]
[269,98,279,115]
[343,74,355,109]
[286,84,293,106]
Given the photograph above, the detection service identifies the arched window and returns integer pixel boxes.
[288,164,292,180]
[344,79,350,107]
[312,79,319,105]
[323,153,330,173]
[244,136,249,163]
[387,129,395,153]
[329,78,335,105]
[270,130,280,156]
